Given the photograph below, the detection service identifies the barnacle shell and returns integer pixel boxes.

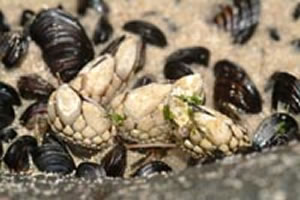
[30,8,94,82]
[48,84,113,150]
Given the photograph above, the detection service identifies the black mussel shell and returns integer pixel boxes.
[77,0,109,16]
[268,27,280,42]
[265,72,300,114]
[0,81,21,106]
[19,101,48,132]
[101,144,127,177]
[290,39,300,51]
[213,59,262,120]
[0,10,10,32]
[293,3,300,21]
[20,9,35,27]
[93,15,113,45]
[0,31,29,68]
[30,8,94,82]
[0,103,15,130]
[32,133,75,175]
[17,74,55,100]
[0,128,17,143]
[100,35,126,56]
[132,75,155,89]
[3,135,37,172]
[132,161,172,177]
[212,0,260,44]
[252,113,299,150]
[166,46,210,66]
[123,20,167,47]
[76,162,106,179]
[164,61,194,80]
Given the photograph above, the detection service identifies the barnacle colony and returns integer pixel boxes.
[47,36,250,159]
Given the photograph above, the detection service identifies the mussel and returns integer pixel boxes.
[293,3,300,21]
[166,46,210,66]
[77,0,109,16]
[30,8,94,82]
[164,61,194,80]
[123,20,167,47]
[3,135,37,172]
[101,144,127,177]
[268,27,280,42]
[132,75,155,89]
[132,161,172,177]
[265,72,300,114]
[20,9,35,27]
[212,0,261,44]
[164,46,210,80]
[0,81,21,106]
[93,15,113,45]
[0,10,10,32]
[0,128,17,143]
[17,74,55,100]
[0,31,29,68]
[19,101,48,133]
[214,59,262,120]
[76,162,106,179]
[32,133,76,175]
[252,113,300,150]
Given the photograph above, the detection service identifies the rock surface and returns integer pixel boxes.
[0,144,299,200]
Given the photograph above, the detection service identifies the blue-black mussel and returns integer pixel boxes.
[164,46,210,80]
[3,135,37,172]
[17,74,55,100]
[212,0,261,44]
[132,75,155,89]
[123,20,167,47]
[93,15,113,45]
[0,10,10,32]
[132,161,172,177]
[0,82,21,130]
[265,72,300,114]
[214,59,262,120]
[76,162,106,179]
[0,31,29,68]
[30,8,94,82]
[32,132,76,175]
[77,0,109,16]
[19,101,48,134]
[252,113,300,150]
[20,9,35,27]
[101,143,127,178]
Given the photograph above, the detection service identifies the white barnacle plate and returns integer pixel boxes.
[48,84,113,150]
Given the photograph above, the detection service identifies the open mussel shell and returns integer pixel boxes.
[132,161,172,178]
[32,133,76,175]
[212,0,260,44]
[93,15,113,45]
[166,46,210,66]
[213,59,262,120]
[101,144,127,177]
[123,20,167,47]
[30,8,94,82]
[0,81,21,106]
[252,113,300,151]
[3,135,37,172]
[76,162,106,179]
[265,72,300,114]
[0,31,29,69]
[17,74,55,100]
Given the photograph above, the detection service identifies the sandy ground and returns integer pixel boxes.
[1,0,300,173]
